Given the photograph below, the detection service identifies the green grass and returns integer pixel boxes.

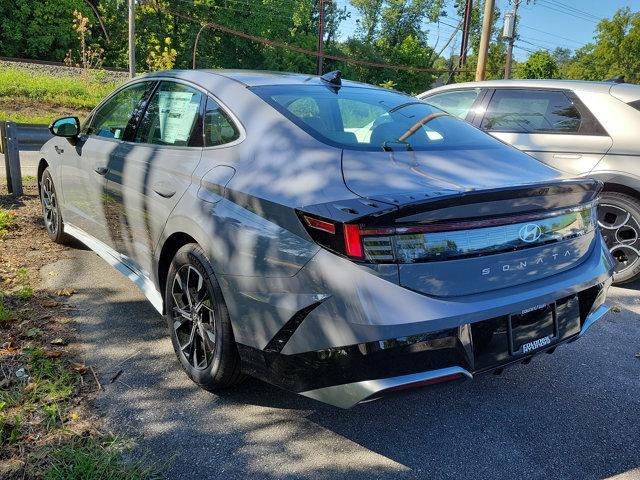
[0,67,120,109]
[0,208,16,236]
[0,110,60,124]
[0,296,12,321]
[0,347,79,414]
[16,267,33,300]
[44,437,164,480]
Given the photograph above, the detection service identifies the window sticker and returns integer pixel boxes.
[158,91,200,144]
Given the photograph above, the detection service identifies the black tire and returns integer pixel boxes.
[598,192,640,284]
[40,168,67,244]
[165,243,244,390]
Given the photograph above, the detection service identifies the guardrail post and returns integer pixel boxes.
[4,122,23,196]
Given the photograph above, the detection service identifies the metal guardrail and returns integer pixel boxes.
[13,123,53,152]
[0,122,52,195]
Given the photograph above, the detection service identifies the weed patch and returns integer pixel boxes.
[44,437,163,480]
[0,208,15,236]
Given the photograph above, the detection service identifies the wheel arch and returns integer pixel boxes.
[589,171,640,204]
[37,158,49,192]
[601,182,640,203]
[156,231,199,313]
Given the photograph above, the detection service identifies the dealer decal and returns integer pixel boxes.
[521,335,552,354]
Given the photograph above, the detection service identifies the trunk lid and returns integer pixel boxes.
[341,146,564,200]
[340,148,601,297]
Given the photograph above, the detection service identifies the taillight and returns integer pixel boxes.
[343,224,363,258]
[299,201,596,265]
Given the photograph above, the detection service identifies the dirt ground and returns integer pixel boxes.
[0,179,103,478]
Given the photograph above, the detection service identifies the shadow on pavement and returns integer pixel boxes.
[44,248,640,480]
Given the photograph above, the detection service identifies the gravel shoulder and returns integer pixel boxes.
[39,242,640,480]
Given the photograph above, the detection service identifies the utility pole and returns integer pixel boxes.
[504,0,520,79]
[317,0,325,75]
[459,0,473,68]
[475,0,495,81]
[128,0,135,78]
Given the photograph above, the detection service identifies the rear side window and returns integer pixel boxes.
[135,81,203,147]
[423,89,481,119]
[481,89,599,135]
[204,96,240,147]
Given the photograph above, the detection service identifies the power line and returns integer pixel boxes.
[538,0,603,22]
[169,8,471,74]
[518,38,552,52]
[519,24,588,46]
[514,44,536,54]
[519,34,584,50]
[535,2,599,24]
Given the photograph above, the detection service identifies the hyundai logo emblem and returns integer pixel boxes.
[519,223,542,243]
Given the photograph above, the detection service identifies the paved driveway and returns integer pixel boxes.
[41,246,640,480]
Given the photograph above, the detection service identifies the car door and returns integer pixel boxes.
[103,80,205,278]
[59,81,156,244]
[478,88,613,175]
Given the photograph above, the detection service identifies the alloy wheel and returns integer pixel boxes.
[41,176,59,236]
[171,264,216,370]
[598,203,640,276]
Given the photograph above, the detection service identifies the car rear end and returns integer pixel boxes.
[242,82,614,408]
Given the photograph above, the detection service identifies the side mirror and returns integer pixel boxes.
[49,117,80,138]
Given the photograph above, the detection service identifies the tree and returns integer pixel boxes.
[453,0,506,82]
[563,8,640,83]
[517,50,559,79]
[0,0,91,60]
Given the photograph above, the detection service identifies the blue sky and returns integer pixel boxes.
[335,0,635,61]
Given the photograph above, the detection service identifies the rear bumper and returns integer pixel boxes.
[303,303,611,409]
[238,280,611,408]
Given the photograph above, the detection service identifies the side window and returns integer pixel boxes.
[89,82,152,139]
[423,89,481,119]
[204,96,240,147]
[135,81,203,147]
[481,89,582,134]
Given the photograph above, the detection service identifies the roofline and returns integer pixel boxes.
[142,68,398,91]
[419,79,622,97]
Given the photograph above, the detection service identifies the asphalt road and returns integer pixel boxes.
[41,245,640,480]
[1,151,39,177]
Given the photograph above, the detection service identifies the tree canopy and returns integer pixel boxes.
[0,0,637,92]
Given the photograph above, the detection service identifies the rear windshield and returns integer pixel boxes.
[252,85,503,151]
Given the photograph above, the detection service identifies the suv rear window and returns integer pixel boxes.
[482,89,582,133]
[252,85,503,151]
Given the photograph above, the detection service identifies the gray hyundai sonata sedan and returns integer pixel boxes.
[39,70,613,408]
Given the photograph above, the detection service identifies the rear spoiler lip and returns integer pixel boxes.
[362,178,603,226]
[298,179,601,226]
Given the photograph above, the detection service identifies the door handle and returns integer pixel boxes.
[152,182,176,198]
[54,146,64,154]
[94,166,109,175]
